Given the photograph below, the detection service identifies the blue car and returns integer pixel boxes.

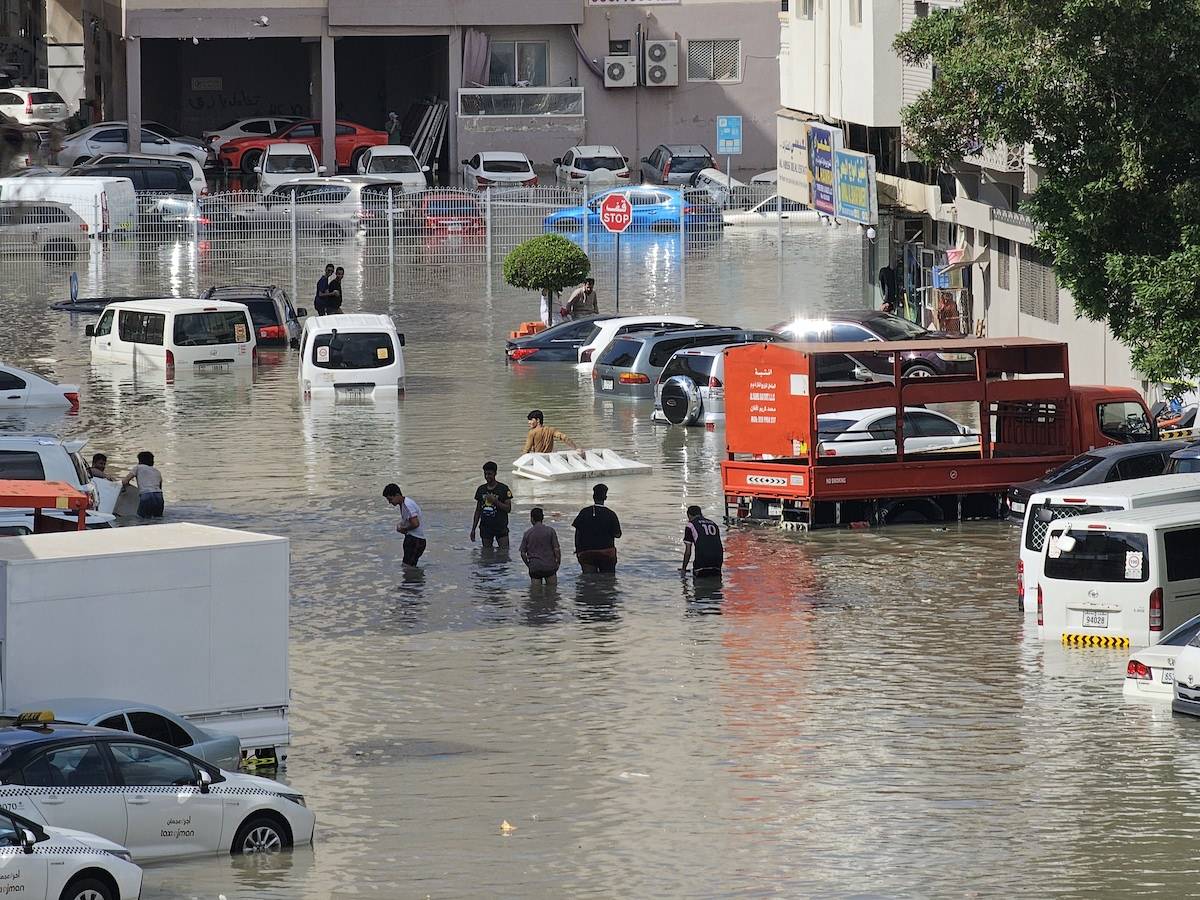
[542,186,723,234]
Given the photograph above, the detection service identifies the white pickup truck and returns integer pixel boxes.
[0,522,291,763]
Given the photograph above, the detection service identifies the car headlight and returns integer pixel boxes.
[103,849,134,863]
[935,352,974,362]
[280,793,306,807]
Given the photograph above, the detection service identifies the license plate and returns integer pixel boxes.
[1010,501,1026,514]
[195,362,230,372]
[1163,668,1175,684]
[602,378,614,391]
[1083,611,1109,629]
[767,504,782,516]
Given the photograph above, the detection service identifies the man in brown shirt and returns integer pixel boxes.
[523,409,581,454]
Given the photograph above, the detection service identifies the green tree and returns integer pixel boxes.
[895,1,1200,383]
[503,234,591,313]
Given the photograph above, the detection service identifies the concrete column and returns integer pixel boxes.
[320,32,335,171]
[126,36,141,152]
[46,0,84,114]
[447,26,462,188]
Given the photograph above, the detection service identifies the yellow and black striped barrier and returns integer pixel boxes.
[1062,633,1130,648]
[1160,427,1200,440]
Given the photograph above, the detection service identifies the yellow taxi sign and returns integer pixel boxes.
[14,710,54,726]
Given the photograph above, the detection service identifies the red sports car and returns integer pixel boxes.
[218,119,388,175]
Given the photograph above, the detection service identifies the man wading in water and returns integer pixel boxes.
[571,483,621,573]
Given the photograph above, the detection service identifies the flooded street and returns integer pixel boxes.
[4,229,1200,898]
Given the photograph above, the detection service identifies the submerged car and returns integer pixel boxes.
[0,362,79,409]
[1125,614,1200,700]
[543,186,722,234]
[506,315,612,362]
[201,284,306,348]
[815,407,977,459]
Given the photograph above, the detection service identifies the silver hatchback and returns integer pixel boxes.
[639,144,716,185]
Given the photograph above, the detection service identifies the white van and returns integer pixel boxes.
[1018,474,1200,618]
[87,299,256,369]
[688,168,746,205]
[1040,503,1200,648]
[299,314,406,397]
[0,175,136,236]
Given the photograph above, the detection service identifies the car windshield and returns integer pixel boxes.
[867,315,930,340]
[660,354,716,385]
[146,122,182,138]
[172,311,251,346]
[483,160,532,173]
[1043,529,1149,582]
[669,156,710,173]
[369,155,421,174]
[312,332,395,369]
[1042,454,1103,485]
[583,326,605,346]
[264,154,314,174]
[240,299,279,328]
[1161,618,1200,646]
[576,156,625,172]
[31,92,63,105]
[1169,455,1200,474]
[598,339,643,368]
[816,417,861,438]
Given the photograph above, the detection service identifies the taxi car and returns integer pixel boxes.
[0,716,314,862]
[0,803,142,900]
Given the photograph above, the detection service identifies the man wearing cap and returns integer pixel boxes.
[571,483,621,573]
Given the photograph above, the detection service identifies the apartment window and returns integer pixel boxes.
[489,41,549,87]
[850,0,863,26]
[687,39,742,82]
[797,0,814,18]
[1019,245,1059,324]
[996,237,1011,290]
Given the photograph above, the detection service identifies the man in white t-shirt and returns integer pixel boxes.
[383,483,426,568]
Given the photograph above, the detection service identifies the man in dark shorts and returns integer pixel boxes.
[572,483,621,573]
[470,461,513,550]
[680,505,723,578]
[383,483,426,568]
[519,507,561,584]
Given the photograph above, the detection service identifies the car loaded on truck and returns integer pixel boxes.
[720,337,1156,529]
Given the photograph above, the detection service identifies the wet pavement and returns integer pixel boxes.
[4,229,1200,898]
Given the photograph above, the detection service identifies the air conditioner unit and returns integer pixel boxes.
[643,39,678,87]
[604,55,637,89]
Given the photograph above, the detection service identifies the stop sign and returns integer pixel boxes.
[599,193,633,234]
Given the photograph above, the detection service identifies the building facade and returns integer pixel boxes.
[58,0,779,182]
[778,0,1141,390]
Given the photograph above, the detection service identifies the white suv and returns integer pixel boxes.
[0,434,113,530]
[0,88,68,125]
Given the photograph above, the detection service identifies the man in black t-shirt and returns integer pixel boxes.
[681,505,723,578]
[572,483,621,573]
[471,461,514,549]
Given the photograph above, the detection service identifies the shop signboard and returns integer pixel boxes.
[806,123,839,215]
[776,114,810,207]
[833,148,878,225]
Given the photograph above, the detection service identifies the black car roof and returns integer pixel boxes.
[1087,440,1186,460]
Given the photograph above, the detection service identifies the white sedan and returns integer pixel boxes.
[57,123,209,168]
[1124,615,1200,699]
[202,116,302,148]
[723,195,817,227]
[0,723,315,862]
[0,806,142,900]
[0,363,79,409]
[461,150,537,189]
[816,407,977,458]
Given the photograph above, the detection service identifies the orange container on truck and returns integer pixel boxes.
[720,337,1155,528]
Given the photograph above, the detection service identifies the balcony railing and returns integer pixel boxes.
[993,207,1034,230]
[964,140,1025,172]
[458,87,584,118]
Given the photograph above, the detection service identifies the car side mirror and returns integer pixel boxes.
[421,165,430,173]
[397,333,406,347]
[198,768,212,794]
[461,159,469,166]
[20,829,36,854]
[640,157,649,163]
[253,166,262,174]
[317,165,327,174]
[85,324,95,337]
[553,158,562,165]
[296,307,308,318]
[623,156,630,163]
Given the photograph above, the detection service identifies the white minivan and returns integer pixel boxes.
[1039,503,1200,648]
[299,314,406,397]
[1017,474,1200,618]
[87,299,256,369]
[0,175,137,237]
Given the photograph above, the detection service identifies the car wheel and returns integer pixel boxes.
[662,375,702,426]
[240,149,262,175]
[232,814,291,855]
[553,218,581,232]
[880,498,945,525]
[350,147,368,172]
[904,363,938,378]
[59,876,114,900]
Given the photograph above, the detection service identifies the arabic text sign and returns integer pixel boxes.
[716,115,742,156]
[833,148,877,225]
[807,124,837,215]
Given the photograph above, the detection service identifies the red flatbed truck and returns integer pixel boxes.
[721,337,1156,529]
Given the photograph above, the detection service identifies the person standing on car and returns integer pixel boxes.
[680,505,723,578]
[572,483,621,573]
[523,410,581,454]
[566,278,598,319]
[314,263,335,316]
[383,483,427,568]
[471,461,514,550]
[520,507,561,584]
[122,451,164,518]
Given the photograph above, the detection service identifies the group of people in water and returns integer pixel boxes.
[381,410,724,583]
